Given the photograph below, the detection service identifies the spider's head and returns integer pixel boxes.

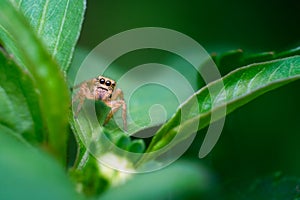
[96,76,116,99]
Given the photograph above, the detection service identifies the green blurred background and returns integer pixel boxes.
[79,0,299,52]
[76,0,300,197]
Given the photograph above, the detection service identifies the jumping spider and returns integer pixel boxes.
[72,75,127,130]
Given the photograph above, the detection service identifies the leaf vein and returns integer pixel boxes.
[247,67,265,93]
[213,84,227,106]
[288,62,294,77]
[52,0,70,58]
[267,63,283,83]
[37,0,50,35]
[232,77,242,97]
[200,92,211,112]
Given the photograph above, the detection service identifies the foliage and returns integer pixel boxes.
[0,0,299,199]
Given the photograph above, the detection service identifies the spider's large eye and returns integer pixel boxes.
[105,80,111,86]
[99,78,105,84]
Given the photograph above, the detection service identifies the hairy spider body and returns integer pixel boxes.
[72,75,127,130]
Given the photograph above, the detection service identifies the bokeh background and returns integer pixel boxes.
[79,0,299,52]
[76,0,300,198]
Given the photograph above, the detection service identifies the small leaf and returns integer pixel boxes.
[143,56,300,162]
[0,50,45,143]
[0,128,83,200]
[115,134,131,150]
[9,0,86,71]
[275,46,300,59]
[128,140,146,153]
[242,51,275,65]
[70,103,146,169]
[214,46,300,75]
[0,0,70,162]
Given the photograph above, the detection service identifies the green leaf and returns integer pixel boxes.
[0,50,45,143]
[100,161,216,200]
[128,140,146,153]
[8,0,86,71]
[144,55,300,161]
[0,128,83,200]
[0,0,70,162]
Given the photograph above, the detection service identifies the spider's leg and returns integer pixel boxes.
[72,83,90,117]
[108,88,127,130]
[103,101,120,125]
[111,88,124,100]
[121,100,127,130]
[73,95,86,118]
[104,99,127,131]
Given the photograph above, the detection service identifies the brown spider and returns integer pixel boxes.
[72,75,127,130]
